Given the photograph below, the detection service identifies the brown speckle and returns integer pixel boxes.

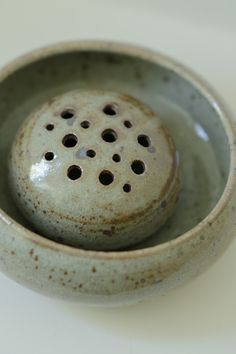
[34,255,39,262]
[148,274,155,279]
[102,227,115,237]
[18,131,24,141]
[79,283,83,288]
[11,251,15,256]
[64,271,68,276]
[29,249,34,256]
[92,266,96,273]
[48,275,52,280]
[35,265,39,270]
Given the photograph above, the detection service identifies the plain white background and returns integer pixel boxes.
[0,1,236,353]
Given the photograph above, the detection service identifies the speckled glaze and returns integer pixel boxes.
[9,89,179,251]
[0,41,235,306]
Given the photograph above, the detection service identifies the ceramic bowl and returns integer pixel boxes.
[0,41,235,306]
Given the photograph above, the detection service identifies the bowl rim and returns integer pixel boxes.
[1,40,235,260]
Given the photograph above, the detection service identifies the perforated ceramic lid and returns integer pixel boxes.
[9,90,180,250]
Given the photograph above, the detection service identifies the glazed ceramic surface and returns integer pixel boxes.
[9,89,179,251]
[0,41,235,306]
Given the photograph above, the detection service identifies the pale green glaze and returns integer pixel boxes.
[0,42,235,306]
[9,89,179,251]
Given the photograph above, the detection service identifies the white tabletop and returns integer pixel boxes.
[0,1,236,353]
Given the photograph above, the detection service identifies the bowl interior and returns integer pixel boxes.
[0,46,230,249]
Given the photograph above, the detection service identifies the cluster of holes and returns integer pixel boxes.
[97,173,131,193]
[44,103,150,187]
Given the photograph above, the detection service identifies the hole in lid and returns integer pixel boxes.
[99,170,114,186]
[123,120,132,128]
[80,120,90,129]
[62,134,78,148]
[44,152,54,161]
[123,184,131,193]
[102,129,117,143]
[131,160,145,175]
[103,104,117,116]
[87,149,96,158]
[67,165,82,180]
[61,109,75,119]
[112,154,121,162]
[46,123,54,131]
[137,134,151,147]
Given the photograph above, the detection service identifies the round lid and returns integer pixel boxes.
[9,89,180,250]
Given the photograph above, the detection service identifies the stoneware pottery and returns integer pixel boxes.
[9,89,180,251]
[0,41,235,306]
